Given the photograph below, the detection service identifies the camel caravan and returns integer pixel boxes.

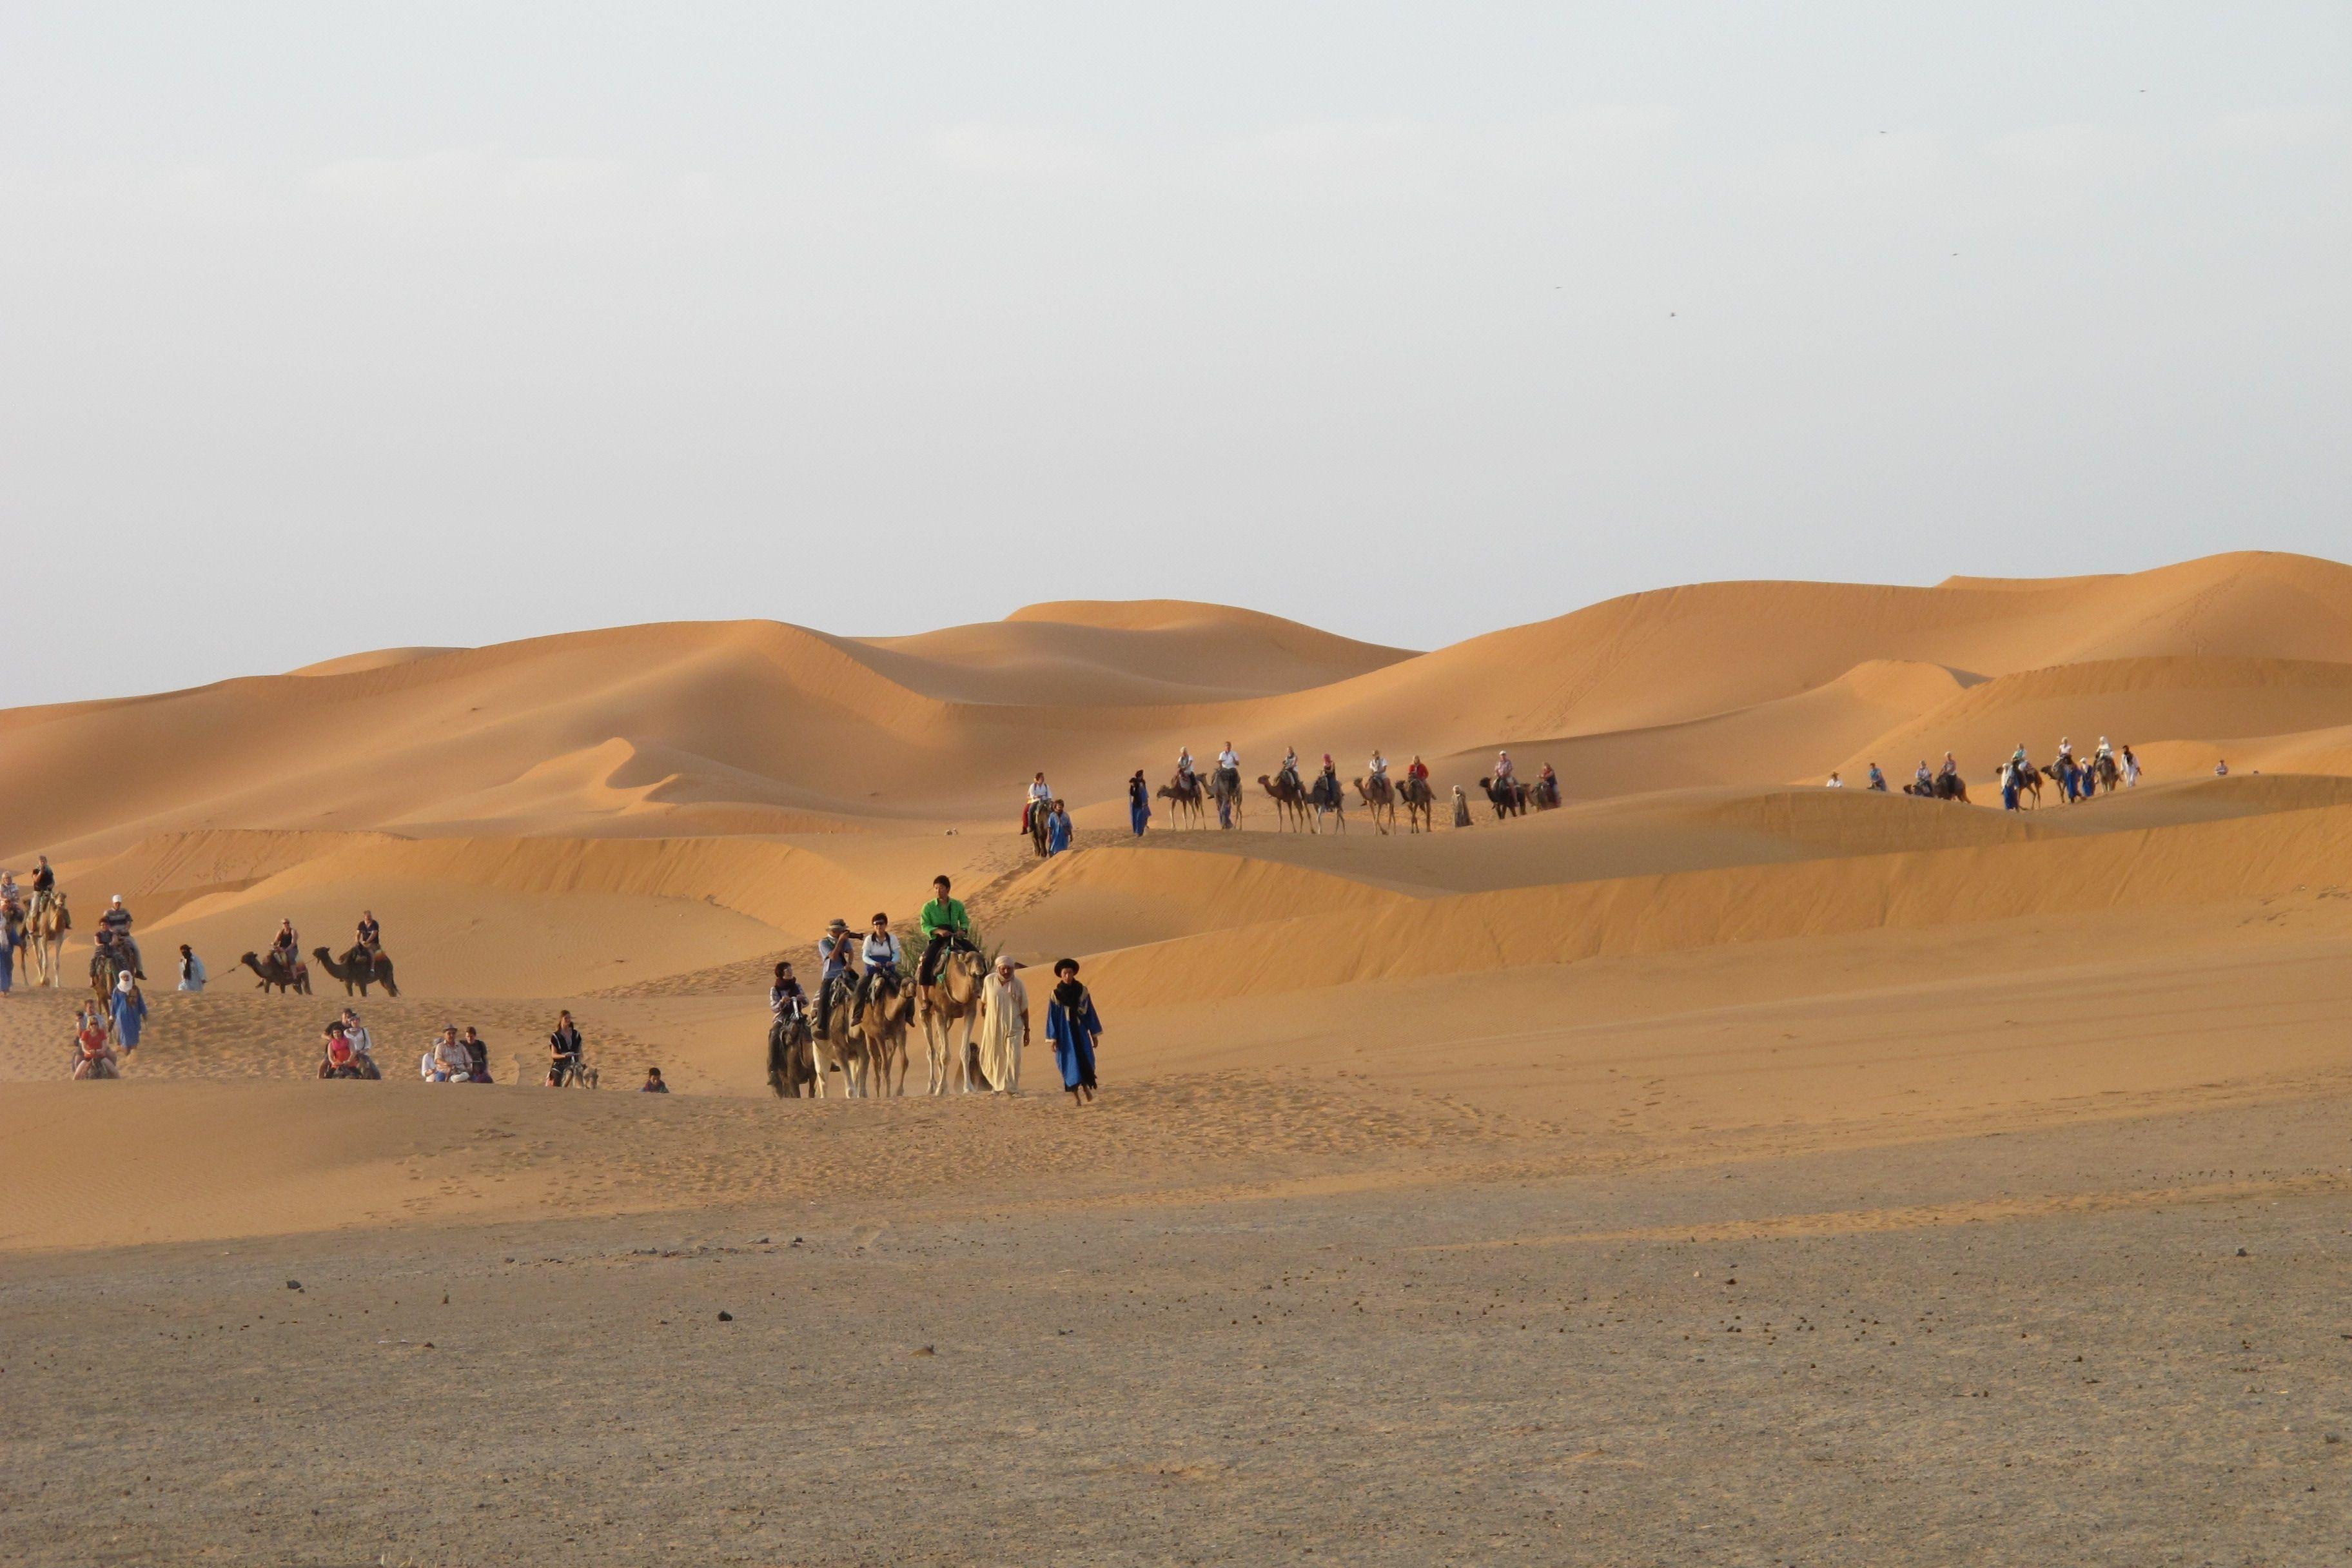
[769,876,1101,1104]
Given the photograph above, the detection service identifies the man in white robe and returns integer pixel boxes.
[976,956,1030,1095]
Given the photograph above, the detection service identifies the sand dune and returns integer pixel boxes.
[12,551,2352,862]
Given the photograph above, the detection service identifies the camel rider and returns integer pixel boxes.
[101,896,142,975]
[271,917,300,977]
[1915,761,1933,790]
[916,875,974,988]
[1494,750,1514,783]
[853,914,903,1027]
[1939,752,1959,780]
[32,856,54,896]
[1368,750,1389,785]
[355,910,381,954]
[1217,741,1240,781]
[2057,736,2074,764]
[2095,736,2114,764]
[2011,741,2030,770]
[1537,763,1559,803]
[816,919,856,1035]
[1279,747,1300,792]
[1176,748,1197,789]
[769,963,807,1028]
[1319,753,1338,787]
[1029,772,1052,807]
[1406,755,1429,786]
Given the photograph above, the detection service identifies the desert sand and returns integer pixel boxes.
[6,552,2352,1564]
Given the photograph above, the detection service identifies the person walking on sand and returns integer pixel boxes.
[176,943,206,994]
[1046,799,1073,856]
[1044,957,1104,1104]
[975,953,1030,1094]
[1128,770,1151,838]
[110,971,148,1054]
[2122,745,2141,787]
[1451,783,1472,828]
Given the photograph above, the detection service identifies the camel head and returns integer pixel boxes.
[239,950,262,968]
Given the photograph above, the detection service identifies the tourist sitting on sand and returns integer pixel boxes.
[426,1024,471,1083]
[177,944,206,993]
[1867,763,1886,792]
[1044,958,1104,1106]
[1825,771,1843,788]
[461,1026,492,1083]
[339,1007,371,1063]
[641,1066,669,1093]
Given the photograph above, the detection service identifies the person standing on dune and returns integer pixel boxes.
[1044,958,1102,1104]
[110,972,147,1054]
[1451,784,1473,827]
[976,954,1029,1094]
[1046,801,1073,856]
[1128,771,1151,837]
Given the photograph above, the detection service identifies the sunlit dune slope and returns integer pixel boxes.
[1084,798,2352,1005]
[6,551,2352,865]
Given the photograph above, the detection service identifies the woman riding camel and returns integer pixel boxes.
[854,913,903,1027]
[1175,748,1197,789]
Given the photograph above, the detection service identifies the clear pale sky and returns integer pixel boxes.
[3,3,2346,706]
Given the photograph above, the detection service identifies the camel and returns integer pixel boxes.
[1257,772,1311,832]
[1157,774,1207,829]
[854,971,914,1096]
[1210,766,1244,828]
[1351,776,1396,835]
[1306,772,1348,834]
[26,892,68,987]
[766,1014,816,1098]
[808,975,870,1097]
[89,943,135,1004]
[312,945,398,998]
[2002,761,2043,808]
[918,945,988,1094]
[1398,775,1435,834]
[1531,776,1562,811]
[1478,776,1530,819]
[239,950,311,994]
[1024,799,1052,858]
[1905,773,1970,804]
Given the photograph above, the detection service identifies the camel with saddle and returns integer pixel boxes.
[855,970,914,1096]
[1258,771,1311,832]
[1352,775,1398,834]
[1210,765,1244,828]
[239,950,312,994]
[1157,772,1208,829]
[918,943,990,1094]
[311,944,398,997]
[24,892,70,987]
[1478,775,1531,819]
